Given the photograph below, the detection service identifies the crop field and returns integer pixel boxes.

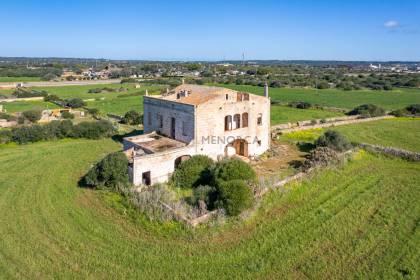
[282,118,420,152]
[218,84,420,110]
[271,105,344,124]
[0,138,418,278]
[0,77,42,82]
[1,100,59,113]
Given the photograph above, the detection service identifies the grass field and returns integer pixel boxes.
[271,105,344,124]
[1,100,59,113]
[0,139,418,278]
[218,84,420,110]
[0,84,164,115]
[0,77,41,82]
[282,118,420,152]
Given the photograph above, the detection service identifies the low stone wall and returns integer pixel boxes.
[273,115,394,135]
[359,143,420,161]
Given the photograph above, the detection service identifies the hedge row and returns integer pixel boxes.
[0,120,115,144]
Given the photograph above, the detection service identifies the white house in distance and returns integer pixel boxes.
[123,83,271,186]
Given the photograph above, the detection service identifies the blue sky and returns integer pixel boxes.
[1,0,419,61]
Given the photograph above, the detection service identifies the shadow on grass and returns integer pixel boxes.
[112,129,144,143]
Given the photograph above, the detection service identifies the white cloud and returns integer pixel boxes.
[384,20,400,28]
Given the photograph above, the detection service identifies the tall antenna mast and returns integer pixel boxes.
[242,52,245,65]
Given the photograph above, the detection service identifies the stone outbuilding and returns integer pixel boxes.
[123,84,271,186]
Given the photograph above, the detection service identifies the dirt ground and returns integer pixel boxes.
[251,139,307,180]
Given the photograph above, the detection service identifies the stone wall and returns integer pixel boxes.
[359,143,420,161]
[273,115,394,135]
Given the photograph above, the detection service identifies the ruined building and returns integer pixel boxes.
[123,84,270,186]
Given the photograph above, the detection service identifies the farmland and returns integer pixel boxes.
[271,105,344,124]
[0,138,418,278]
[0,76,42,82]
[1,100,59,113]
[282,118,420,152]
[218,84,420,110]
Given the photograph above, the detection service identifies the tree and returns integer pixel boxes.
[213,158,256,185]
[61,111,74,119]
[41,73,57,81]
[171,155,214,188]
[66,98,85,108]
[22,110,42,123]
[121,110,142,125]
[216,179,253,216]
[83,152,130,190]
[315,130,352,152]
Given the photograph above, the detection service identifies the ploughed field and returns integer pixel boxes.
[282,118,420,152]
[219,84,420,110]
[0,129,419,278]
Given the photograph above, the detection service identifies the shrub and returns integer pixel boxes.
[61,111,74,119]
[88,88,103,93]
[406,104,420,115]
[121,110,142,125]
[87,108,100,118]
[120,78,137,83]
[390,109,408,117]
[72,120,115,139]
[288,101,312,109]
[22,110,42,123]
[41,73,57,81]
[315,130,352,152]
[171,155,214,188]
[66,98,85,108]
[0,112,16,121]
[347,104,385,117]
[189,185,217,210]
[83,152,129,190]
[0,130,13,144]
[302,147,341,171]
[216,179,253,216]
[213,158,256,185]
[13,89,47,98]
[44,94,61,102]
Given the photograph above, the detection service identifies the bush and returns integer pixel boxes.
[302,147,341,171]
[83,152,129,190]
[87,108,100,118]
[22,110,42,123]
[13,89,48,98]
[10,120,114,144]
[213,158,256,185]
[171,155,214,188]
[0,130,13,144]
[66,98,85,108]
[288,101,312,109]
[315,130,352,152]
[72,120,115,139]
[347,104,385,117]
[41,73,57,81]
[121,110,142,125]
[0,112,16,121]
[390,108,408,117]
[406,104,420,115]
[215,179,253,216]
[61,111,74,119]
[190,185,217,211]
[44,94,61,102]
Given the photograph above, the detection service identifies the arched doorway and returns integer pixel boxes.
[225,139,248,157]
[174,155,191,168]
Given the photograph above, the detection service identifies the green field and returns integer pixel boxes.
[0,84,164,115]
[271,105,344,124]
[0,77,42,82]
[1,100,59,113]
[282,118,420,152]
[0,138,418,278]
[218,84,420,110]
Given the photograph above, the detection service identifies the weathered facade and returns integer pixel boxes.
[124,84,270,186]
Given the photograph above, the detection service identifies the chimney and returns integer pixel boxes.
[166,87,169,94]
[145,89,149,96]
[264,82,269,98]
[181,78,185,85]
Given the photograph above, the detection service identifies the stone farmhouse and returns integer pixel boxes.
[123,84,271,186]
